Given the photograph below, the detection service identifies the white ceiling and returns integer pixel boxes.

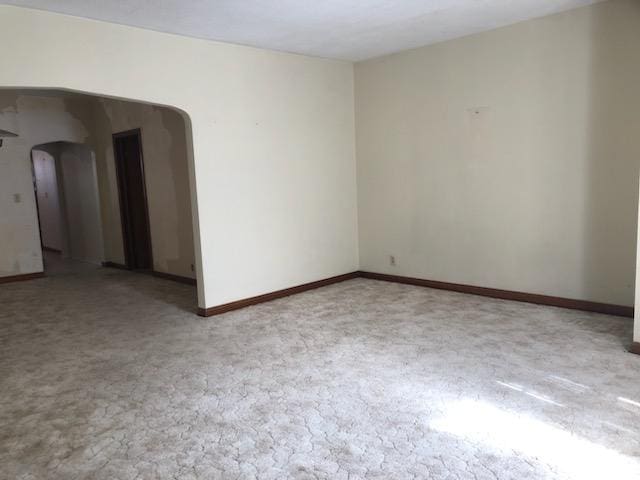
[2,0,604,61]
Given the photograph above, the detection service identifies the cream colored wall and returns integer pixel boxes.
[355,0,640,306]
[0,93,91,276]
[92,99,195,278]
[9,2,630,314]
[0,6,359,308]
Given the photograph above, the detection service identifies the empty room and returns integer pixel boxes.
[1,0,639,479]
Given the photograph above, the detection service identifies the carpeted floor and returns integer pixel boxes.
[2,255,640,479]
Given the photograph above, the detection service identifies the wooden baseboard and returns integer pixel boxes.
[102,263,635,319]
[42,246,62,253]
[197,270,634,318]
[152,270,197,286]
[630,342,640,355]
[101,261,128,270]
[0,271,45,284]
[198,272,359,316]
[358,271,634,318]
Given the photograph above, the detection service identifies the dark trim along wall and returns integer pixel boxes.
[358,271,634,318]
[3,266,636,353]
[198,271,634,319]
[0,272,45,284]
[3,266,633,320]
[197,272,359,316]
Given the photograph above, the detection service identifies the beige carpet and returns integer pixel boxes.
[2,256,640,479]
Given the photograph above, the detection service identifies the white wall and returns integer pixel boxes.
[32,149,62,251]
[355,0,640,306]
[58,143,105,264]
[0,6,359,309]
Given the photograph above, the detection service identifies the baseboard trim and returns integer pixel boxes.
[0,271,45,284]
[197,270,634,318]
[198,272,359,316]
[102,261,128,270]
[152,270,197,286]
[630,342,640,355]
[359,271,634,318]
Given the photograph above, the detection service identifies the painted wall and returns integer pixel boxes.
[0,93,91,276]
[355,0,640,306]
[32,149,62,251]
[0,6,359,309]
[92,99,195,279]
[58,143,105,265]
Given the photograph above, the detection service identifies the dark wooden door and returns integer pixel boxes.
[113,129,152,270]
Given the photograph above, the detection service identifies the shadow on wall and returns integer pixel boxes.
[32,141,105,266]
[583,2,640,307]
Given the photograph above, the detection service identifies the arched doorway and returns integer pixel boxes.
[0,88,204,311]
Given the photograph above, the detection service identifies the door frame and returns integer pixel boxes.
[29,150,46,267]
[112,128,154,270]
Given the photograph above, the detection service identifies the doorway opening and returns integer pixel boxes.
[113,129,153,271]
[0,88,201,311]
[31,141,105,274]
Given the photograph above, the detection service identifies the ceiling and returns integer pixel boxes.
[2,0,604,61]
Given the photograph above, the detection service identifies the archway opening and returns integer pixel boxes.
[0,88,202,312]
